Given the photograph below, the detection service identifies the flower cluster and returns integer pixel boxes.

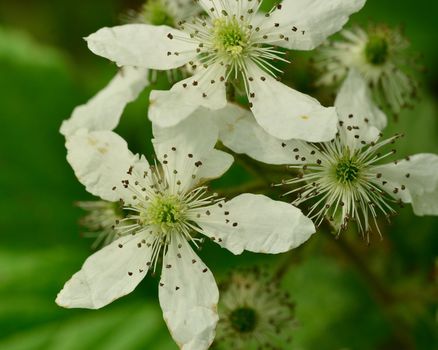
[57,1,437,349]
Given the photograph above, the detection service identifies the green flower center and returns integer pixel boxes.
[335,157,361,184]
[229,307,258,333]
[213,18,250,58]
[142,0,175,27]
[365,35,389,65]
[146,195,185,229]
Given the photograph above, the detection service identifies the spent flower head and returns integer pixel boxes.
[57,111,315,350]
[315,24,420,118]
[215,268,296,350]
[86,0,367,141]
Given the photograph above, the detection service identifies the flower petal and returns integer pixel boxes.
[149,65,227,128]
[60,67,149,136]
[152,109,233,192]
[214,103,312,164]
[261,0,365,50]
[66,130,146,204]
[159,239,219,350]
[410,189,438,216]
[335,69,385,150]
[86,24,197,69]
[56,233,152,309]
[196,194,315,255]
[247,64,337,142]
[196,149,234,183]
[373,154,438,216]
[196,0,225,16]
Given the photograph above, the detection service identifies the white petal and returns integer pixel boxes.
[261,0,365,50]
[60,67,149,136]
[197,194,315,255]
[152,109,232,192]
[373,154,438,216]
[196,149,234,183]
[247,64,337,142]
[196,0,224,16]
[66,130,146,204]
[411,188,438,216]
[335,69,385,150]
[56,233,152,309]
[149,65,227,128]
[86,24,197,70]
[159,239,218,350]
[214,103,312,165]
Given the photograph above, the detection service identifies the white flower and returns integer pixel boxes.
[214,268,296,349]
[315,25,419,118]
[85,0,366,141]
[56,112,315,349]
[60,0,200,137]
[214,70,438,239]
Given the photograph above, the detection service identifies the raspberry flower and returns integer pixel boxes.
[215,70,438,239]
[57,113,315,349]
[85,0,366,141]
[60,0,200,137]
[315,25,419,118]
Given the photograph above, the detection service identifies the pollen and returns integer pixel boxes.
[212,17,250,58]
[145,195,186,229]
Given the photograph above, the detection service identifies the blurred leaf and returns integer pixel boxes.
[282,254,389,350]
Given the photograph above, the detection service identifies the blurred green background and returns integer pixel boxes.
[0,1,437,349]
